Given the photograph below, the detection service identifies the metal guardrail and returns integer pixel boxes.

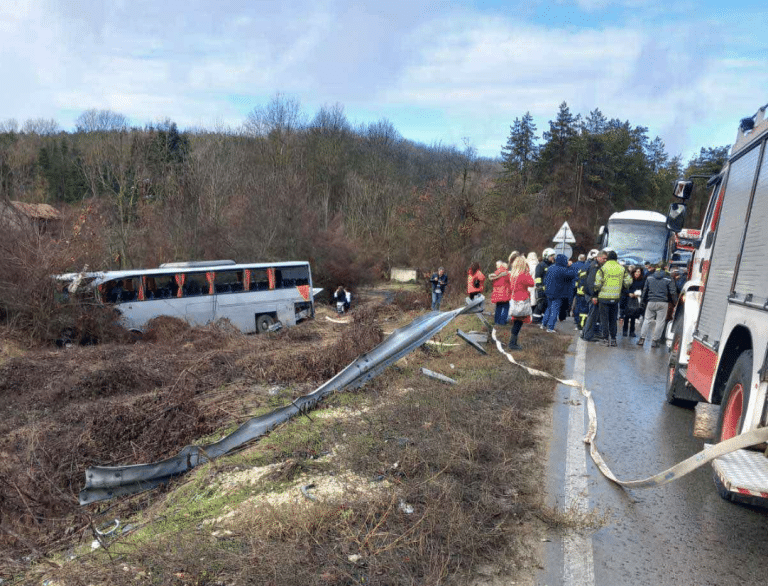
[79,296,485,504]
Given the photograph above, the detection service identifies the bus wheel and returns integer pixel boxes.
[129,329,144,343]
[256,314,275,333]
[666,318,694,407]
[716,350,753,442]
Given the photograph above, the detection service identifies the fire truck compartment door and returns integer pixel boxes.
[697,146,760,343]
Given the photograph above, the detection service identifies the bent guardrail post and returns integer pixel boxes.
[456,329,488,355]
[420,367,457,385]
[79,296,484,504]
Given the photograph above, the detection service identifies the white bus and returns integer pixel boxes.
[597,210,670,266]
[57,260,323,334]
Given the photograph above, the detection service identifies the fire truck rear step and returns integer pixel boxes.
[706,443,768,506]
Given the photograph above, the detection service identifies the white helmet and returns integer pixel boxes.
[542,247,555,259]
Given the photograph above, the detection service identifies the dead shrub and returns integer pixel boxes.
[246,309,383,383]
[390,289,428,312]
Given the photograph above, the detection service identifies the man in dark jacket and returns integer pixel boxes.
[637,263,678,348]
[532,249,555,322]
[542,254,578,332]
[430,267,448,310]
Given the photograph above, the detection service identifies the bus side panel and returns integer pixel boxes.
[697,147,760,345]
[184,297,216,327]
[118,298,191,331]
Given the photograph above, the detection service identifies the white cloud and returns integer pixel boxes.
[0,0,765,162]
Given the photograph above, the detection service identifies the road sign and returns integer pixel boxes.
[552,221,576,243]
[553,242,573,259]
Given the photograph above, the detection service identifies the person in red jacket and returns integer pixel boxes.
[489,260,511,325]
[507,256,535,350]
[467,261,486,300]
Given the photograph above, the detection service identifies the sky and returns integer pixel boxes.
[1,0,767,162]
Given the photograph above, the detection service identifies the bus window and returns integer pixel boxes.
[279,266,310,288]
[121,277,139,302]
[182,273,208,297]
[249,269,269,291]
[214,270,244,293]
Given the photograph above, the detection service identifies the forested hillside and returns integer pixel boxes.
[1,98,728,289]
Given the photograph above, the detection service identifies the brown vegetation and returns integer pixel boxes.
[1,293,572,584]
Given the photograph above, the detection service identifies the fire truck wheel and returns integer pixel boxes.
[716,350,753,442]
[665,318,695,407]
[256,314,275,333]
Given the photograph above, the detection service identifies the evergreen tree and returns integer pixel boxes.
[500,111,538,186]
[539,101,580,166]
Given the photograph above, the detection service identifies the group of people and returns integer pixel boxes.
[575,250,680,347]
[428,246,685,351]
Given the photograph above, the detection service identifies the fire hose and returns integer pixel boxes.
[490,328,768,489]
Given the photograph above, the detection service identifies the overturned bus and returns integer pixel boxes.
[56,260,323,334]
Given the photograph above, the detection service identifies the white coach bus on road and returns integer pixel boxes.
[57,260,323,334]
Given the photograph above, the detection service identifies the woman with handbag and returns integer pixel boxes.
[489,261,511,325]
[622,267,645,337]
[467,261,486,300]
[507,256,535,350]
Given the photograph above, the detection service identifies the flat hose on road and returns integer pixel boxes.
[489,328,768,490]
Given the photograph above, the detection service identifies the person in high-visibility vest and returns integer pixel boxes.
[594,250,632,346]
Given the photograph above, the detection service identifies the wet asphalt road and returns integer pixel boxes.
[541,330,768,586]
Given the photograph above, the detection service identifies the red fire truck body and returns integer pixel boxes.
[666,103,768,502]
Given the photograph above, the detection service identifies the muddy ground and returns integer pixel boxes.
[0,290,570,585]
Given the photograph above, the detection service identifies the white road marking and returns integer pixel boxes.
[563,337,595,586]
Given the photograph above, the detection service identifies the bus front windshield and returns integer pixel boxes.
[606,221,668,265]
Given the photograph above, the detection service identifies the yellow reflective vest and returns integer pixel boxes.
[594,260,631,301]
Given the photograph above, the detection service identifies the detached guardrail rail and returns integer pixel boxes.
[80,296,484,504]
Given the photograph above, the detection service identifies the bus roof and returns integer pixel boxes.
[55,261,312,287]
[608,210,667,224]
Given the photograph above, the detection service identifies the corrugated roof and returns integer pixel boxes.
[10,201,62,220]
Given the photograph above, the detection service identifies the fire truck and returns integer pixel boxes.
[666,228,701,274]
[665,102,768,503]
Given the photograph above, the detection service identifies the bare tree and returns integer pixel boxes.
[22,118,59,135]
[75,109,128,133]
[0,119,18,133]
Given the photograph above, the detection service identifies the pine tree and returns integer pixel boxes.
[540,101,579,165]
[500,111,538,186]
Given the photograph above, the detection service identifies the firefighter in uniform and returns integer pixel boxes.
[573,250,597,330]
[532,248,555,323]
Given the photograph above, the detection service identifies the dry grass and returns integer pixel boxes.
[3,302,573,586]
